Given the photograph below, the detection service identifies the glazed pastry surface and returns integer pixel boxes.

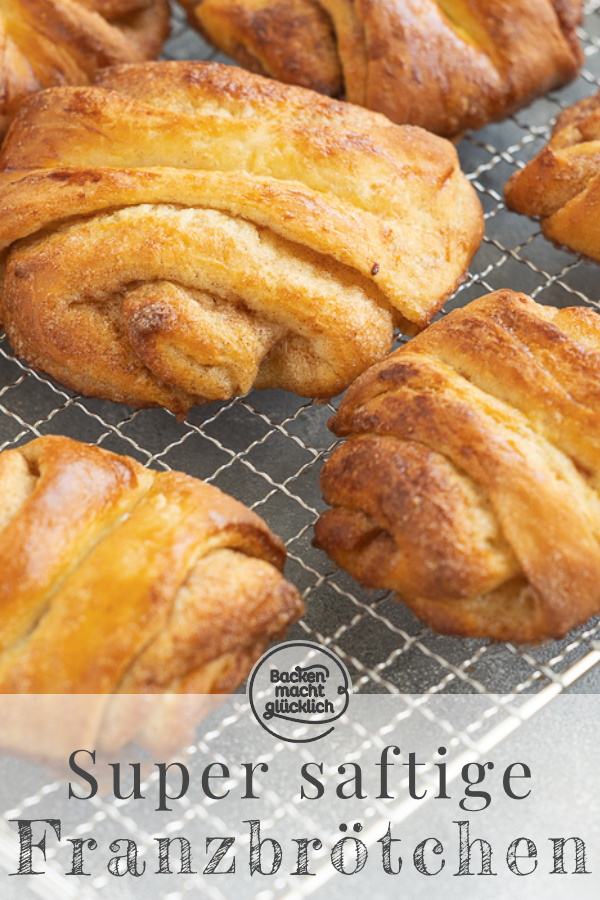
[315,289,600,642]
[182,0,583,136]
[0,61,483,414]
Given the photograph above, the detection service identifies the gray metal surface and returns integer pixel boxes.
[2,4,600,896]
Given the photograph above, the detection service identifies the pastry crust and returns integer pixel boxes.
[182,0,583,137]
[0,0,169,135]
[315,289,600,642]
[0,436,303,751]
[505,89,600,261]
[0,61,483,414]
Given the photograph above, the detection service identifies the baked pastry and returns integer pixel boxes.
[0,435,303,753]
[314,289,600,642]
[505,90,600,261]
[182,0,583,137]
[0,62,483,415]
[0,0,169,136]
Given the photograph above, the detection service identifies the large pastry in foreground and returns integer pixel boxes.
[182,0,583,137]
[0,436,303,753]
[0,437,304,762]
[0,61,483,415]
[505,90,600,261]
[315,289,600,642]
[0,435,303,693]
[0,0,169,136]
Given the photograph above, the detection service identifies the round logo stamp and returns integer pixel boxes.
[248,641,351,743]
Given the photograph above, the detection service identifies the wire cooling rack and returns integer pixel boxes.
[1,1,600,698]
[3,4,600,898]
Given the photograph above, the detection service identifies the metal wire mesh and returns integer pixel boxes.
[2,2,600,697]
[2,3,600,897]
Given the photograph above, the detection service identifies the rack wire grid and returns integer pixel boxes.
[2,3,600,898]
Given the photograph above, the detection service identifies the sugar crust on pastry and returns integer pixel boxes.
[314,289,600,642]
[0,435,304,698]
[0,61,483,415]
[0,0,169,135]
[182,0,583,137]
[505,89,600,261]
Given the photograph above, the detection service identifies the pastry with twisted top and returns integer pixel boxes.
[0,435,303,756]
[314,289,600,642]
[0,61,483,415]
[0,0,169,136]
[505,89,600,261]
[182,0,583,137]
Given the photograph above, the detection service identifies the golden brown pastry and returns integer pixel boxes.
[505,90,600,260]
[314,289,600,642]
[182,0,583,137]
[0,61,483,415]
[0,0,169,136]
[0,435,303,752]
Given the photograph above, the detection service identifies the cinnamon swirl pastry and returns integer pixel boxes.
[315,289,600,642]
[0,435,303,753]
[0,0,169,135]
[505,89,600,261]
[0,62,483,414]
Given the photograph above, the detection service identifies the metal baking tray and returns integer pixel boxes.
[2,2,600,896]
